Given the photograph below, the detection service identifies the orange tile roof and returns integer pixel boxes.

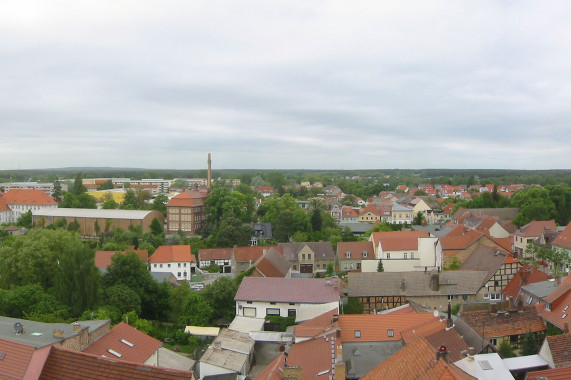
[82,322,162,363]
[424,328,471,363]
[546,334,571,367]
[253,353,286,380]
[166,190,206,207]
[149,245,195,263]
[337,241,375,260]
[294,310,338,339]
[370,231,429,249]
[2,189,57,205]
[0,196,10,211]
[253,249,290,278]
[286,332,339,380]
[0,338,43,379]
[233,245,277,262]
[42,345,193,379]
[502,265,551,299]
[401,318,447,344]
[361,337,472,380]
[526,367,571,380]
[338,313,439,343]
[516,220,557,237]
[541,276,571,330]
[95,250,149,269]
[553,221,571,250]
[441,228,482,250]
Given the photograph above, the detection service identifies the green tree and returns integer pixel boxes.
[210,213,253,248]
[104,284,142,316]
[98,180,115,190]
[150,218,164,236]
[412,212,426,226]
[498,339,515,358]
[120,189,140,210]
[152,194,169,216]
[52,179,63,203]
[72,173,87,195]
[52,244,100,316]
[17,210,33,229]
[178,291,213,326]
[377,259,384,272]
[102,199,119,209]
[122,311,152,334]
[202,277,238,322]
[512,187,556,227]
[344,298,364,314]
[77,193,97,208]
[521,331,539,356]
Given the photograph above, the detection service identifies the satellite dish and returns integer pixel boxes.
[14,323,23,334]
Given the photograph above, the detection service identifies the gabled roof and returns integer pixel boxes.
[2,189,58,205]
[235,277,340,304]
[166,190,206,207]
[253,353,285,380]
[82,322,162,363]
[336,241,375,260]
[553,221,571,250]
[95,250,149,269]
[0,338,47,379]
[369,231,429,248]
[233,245,276,262]
[361,337,472,380]
[502,265,551,299]
[253,248,291,278]
[348,271,489,297]
[360,204,381,216]
[0,196,10,211]
[459,245,517,286]
[440,227,483,250]
[278,242,335,261]
[541,276,571,330]
[527,366,571,380]
[294,310,338,339]
[459,307,546,339]
[198,248,233,261]
[424,328,471,363]
[546,333,571,368]
[400,318,448,344]
[338,313,439,343]
[41,345,193,379]
[149,245,195,263]
[285,331,339,379]
[515,220,557,237]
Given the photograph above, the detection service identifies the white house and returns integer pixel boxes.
[234,277,340,323]
[365,231,442,272]
[0,189,58,223]
[149,245,197,281]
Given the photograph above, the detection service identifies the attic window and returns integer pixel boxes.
[564,306,569,312]
[107,349,122,358]
[563,314,568,319]
[354,330,361,338]
[346,251,351,259]
[120,339,134,348]
[0,353,5,360]
[363,251,368,258]
[387,329,394,337]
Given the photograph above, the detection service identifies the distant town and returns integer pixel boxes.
[1,162,571,380]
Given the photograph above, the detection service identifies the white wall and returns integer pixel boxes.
[235,300,338,321]
[199,362,235,380]
[150,261,195,280]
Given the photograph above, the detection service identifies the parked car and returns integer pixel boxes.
[190,282,205,291]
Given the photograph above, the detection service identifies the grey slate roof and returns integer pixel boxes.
[412,225,454,238]
[522,278,563,299]
[348,271,489,297]
[459,245,510,286]
[278,242,335,262]
[235,277,340,303]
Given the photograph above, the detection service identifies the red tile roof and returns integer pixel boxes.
[441,228,483,250]
[553,221,571,250]
[424,328,471,363]
[2,189,58,205]
[82,322,162,364]
[198,248,233,261]
[294,310,338,339]
[41,345,193,380]
[166,190,206,207]
[253,353,286,380]
[460,307,546,338]
[516,220,557,237]
[235,278,340,304]
[336,241,375,260]
[286,332,339,380]
[526,366,571,380]
[401,318,448,344]
[234,245,277,262]
[0,338,45,379]
[0,196,9,211]
[95,250,149,269]
[502,265,551,299]
[338,313,439,343]
[370,231,429,250]
[149,245,195,263]
[361,337,472,380]
[541,276,571,330]
[253,248,290,278]
[546,333,571,367]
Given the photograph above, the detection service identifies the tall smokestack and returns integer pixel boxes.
[207,153,212,191]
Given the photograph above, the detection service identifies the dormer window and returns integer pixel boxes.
[387,329,394,337]
[346,251,351,259]
[355,330,361,338]
[546,303,552,312]
[363,251,367,258]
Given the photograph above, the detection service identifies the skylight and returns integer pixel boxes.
[120,339,134,348]
[562,314,568,319]
[107,349,122,358]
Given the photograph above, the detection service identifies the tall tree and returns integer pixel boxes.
[201,277,238,321]
[52,179,63,203]
[72,173,87,195]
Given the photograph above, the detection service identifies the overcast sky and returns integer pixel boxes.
[1,1,570,170]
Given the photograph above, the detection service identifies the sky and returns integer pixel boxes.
[1,1,571,171]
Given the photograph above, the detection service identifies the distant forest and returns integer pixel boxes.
[1,168,571,188]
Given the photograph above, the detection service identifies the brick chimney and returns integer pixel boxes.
[53,329,65,338]
[447,302,453,328]
[72,322,81,333]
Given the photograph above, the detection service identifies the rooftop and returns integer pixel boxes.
[149,245,196,264]
[235,277,340,304]
[32,208,161,220]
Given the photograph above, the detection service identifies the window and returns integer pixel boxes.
[387,329,394,337]
[266,308,280,316]
[490,293,501,300]
[153,264,157,268]
[344,263,348,269]
[490,338,497,346]
[184,263,187,267]
[293,265,297,271]
[448,295,454,300]
[410,253,414,259]
[350,263,354,269]
[387,253,390,259]
[355,330,361,338]
[159,264,163,268]
[167,264,171,268]
[177,272,181,277]
[178,263,181,268]
[302,254,305,260]
[288,309,296,317]
[483,293,489,299]
[363,251,368,258]
[527,296,533,304]
[346,251,351,259]
[289,302,295,305]
[270,302,277,305]
[404,253,408,259]
[494,280,499,287]
[246,301,253,304]
[308,254,311,260]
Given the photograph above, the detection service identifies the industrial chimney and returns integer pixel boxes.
[207,153,212,191]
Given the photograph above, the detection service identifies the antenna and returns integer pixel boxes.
[14,323,23,334]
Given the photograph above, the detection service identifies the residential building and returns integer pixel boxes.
[95,249,149,272]
[256,186,275,197]
[166,189,208,235]
[32,208,164,238]
[278,241,336,274]
[250,222,272,246]
[502,265,552,302]
[231,245,275,275]
[520,277,562,306]
[198,248,233,273]
[1,189,58,223]
[0,181,55,195]
[552,220,571,256]
[540,276,571,332]
[337,241,375,272]
[367,231,442,272]
[348,271,489,313]
[391,203,414,224]
[234,277,340,322]
[250,248,291,278]
[358,204,381,224]
[340,206,359,223]
[149,245,197,281]
[539,333,571,368]
[513,220,558,257]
